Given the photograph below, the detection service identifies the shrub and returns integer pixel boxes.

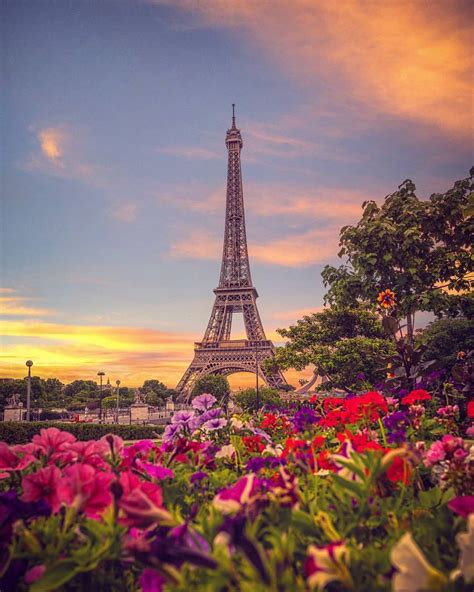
[233,387,283,412]
[0,422,163,444]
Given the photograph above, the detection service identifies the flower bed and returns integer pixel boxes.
[0,392,473,591]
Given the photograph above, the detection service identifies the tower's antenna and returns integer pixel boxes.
[232,103,236,127]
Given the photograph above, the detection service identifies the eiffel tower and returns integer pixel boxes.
[176,106,288,398]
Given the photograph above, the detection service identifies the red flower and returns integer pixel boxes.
[58,463,113,518]
[21,465,62,512]
[386,456,412,485]
[467,401,474,418]
[242,436,265,453]
[401,389,432,406]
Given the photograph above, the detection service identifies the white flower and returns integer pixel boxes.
[306,542,353,590]
[391,533,447,592]
[215,444,236,459]
[230,416,244,430]
[455,514,474,583]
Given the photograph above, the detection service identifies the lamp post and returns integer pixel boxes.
[26,360,33,422]
[97,371,105,423]
[115,379,121,424]
[255,342,260,410]
[19,401,23,422]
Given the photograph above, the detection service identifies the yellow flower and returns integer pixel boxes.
[377,288,396,309]
[391,533,447,592]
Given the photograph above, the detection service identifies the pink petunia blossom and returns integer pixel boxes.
[424,441,445,467]
[32,428,76,458]
[119,471,173,528]
[448,496,474,518]
[213,474,261,514]
[0,442,36,478]
[58,463,113,518]
[21,465,63,512]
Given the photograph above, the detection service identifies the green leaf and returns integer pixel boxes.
[30,561,79,592]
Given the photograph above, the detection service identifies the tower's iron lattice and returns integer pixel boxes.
[176,107,288,398]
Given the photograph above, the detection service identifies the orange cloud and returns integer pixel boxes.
[0,295,56,317]
[271,307,325,323]
[169,226,339,267]
[39,127,64,162]
[159,0,472,136]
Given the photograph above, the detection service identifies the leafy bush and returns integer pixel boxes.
[233,387,284,411]
[0,422,163,444]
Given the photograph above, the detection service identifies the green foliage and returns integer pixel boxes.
[141,379,175,406]
[233,387,282,411]
[191,374,230,400]
[322,172,473,322]
[0,422,163,444]
[272,307,395,391]
[420,317,474,371]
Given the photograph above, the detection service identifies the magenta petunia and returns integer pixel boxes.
[448,496,474,518]
[21,465,63,513]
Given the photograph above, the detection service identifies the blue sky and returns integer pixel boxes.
[1,0,472,386]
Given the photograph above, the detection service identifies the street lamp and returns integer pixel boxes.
[97,371,105,423]
[115,379,121,424]
[26,360,33,422]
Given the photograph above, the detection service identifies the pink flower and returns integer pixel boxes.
[32,427,76,457]
[100,434,124,456]
[21,465,63,512]
[69,439,109,467]
[441,434,464,454]
[305,542,353,590]
[448,496,474,518]
[119,471,173,528]
[59,464,113,518]
[466,426,474,438]
[136,460,174,481]
[424,441,446,467]
[25,564,46,584]
[0,442,35,477]
[213,474,261,514]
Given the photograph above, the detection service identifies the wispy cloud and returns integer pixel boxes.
[109,202,138,223]
[169,226,340,268]
[157,0,472,137]
[0,293,57,317]
[271,307,324,323]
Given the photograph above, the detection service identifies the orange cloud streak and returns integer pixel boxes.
[159,0,472,136]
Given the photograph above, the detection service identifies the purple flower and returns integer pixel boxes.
[202,418,227,431]
[192,393,217,412]
[201,407,223,421]
[190,471,209,485]
[249,427,272,443]
[383,411,410,444]
[246,456,286,473]
[162,423,183,443]
[171,410,196,425]
[140,568,165,592]
[292,407,319,433]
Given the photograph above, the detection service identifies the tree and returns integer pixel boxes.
[234,387,282,412]
[321,171,473,383]
[419,317,474,372]
[191,374,230,401]
[271,307,394,392]
[322,171,473,336]
[141,380,175,406]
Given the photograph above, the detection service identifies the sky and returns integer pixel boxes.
[1,0,473,389]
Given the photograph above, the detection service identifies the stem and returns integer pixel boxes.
[377,417,388,447]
